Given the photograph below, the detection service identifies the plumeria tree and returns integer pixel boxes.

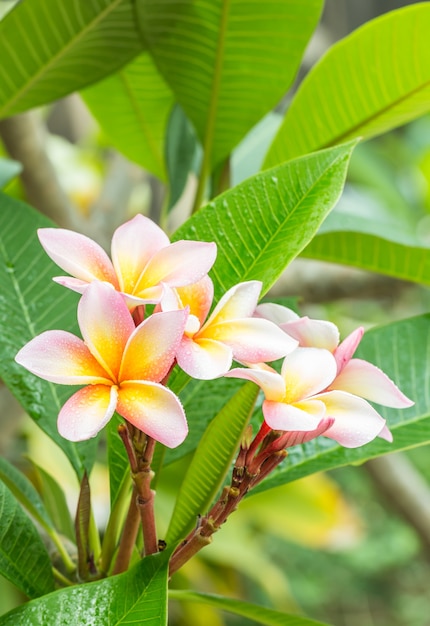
[1,1,430,625]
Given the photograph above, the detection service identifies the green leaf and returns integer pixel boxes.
[301,195,430,285]
[166,377,244,466]
[28,460,75,542]
[166,382,258,545]
[0,0,142,119]
[169,590,330,626]
[0,551,170,625]
[0,481,55,599]
[265,3,430,167]
[107,414,130,508]
[253,315,430,495]
[82,52,174,181]
[173,141,356,301]
[0,192,97,478]
[165,104,201,211]
[0,158,21,188]
[0,456,54,534]
[138,0,323,169]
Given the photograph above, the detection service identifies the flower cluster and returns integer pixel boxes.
[16,215,413,451]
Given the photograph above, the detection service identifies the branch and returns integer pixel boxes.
[0,112,79,228]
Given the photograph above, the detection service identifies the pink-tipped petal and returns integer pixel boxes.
[280,317,340,351]
[205,281,262,327]
[277,417,336,448]
[205,318,298,362]
[15,331,110,384]
[38,228,118,287]
[281,347,337,403]
[111,214,169,294]
[117,381,187,448]
[78,282,134,381]
[255,302,299,325]
[316,390,388,448]
[225,366,285,401]
[52,276,90,294]
[330,359,414,408]
[120,309,187,382]
[334,327,364,373]
[137,240,217,294]
[58,384,118,441]
[176,336,233,379]
[378,424,394,442]
[175,276,214,325]
[263,398,326,431]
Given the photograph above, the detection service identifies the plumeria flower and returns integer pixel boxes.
[160,277,298,379]
[38,214,217,308]
[225,345,411,448]
[255,302,413,414]
[15,281,188,447]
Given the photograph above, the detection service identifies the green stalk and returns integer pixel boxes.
[99,473,132,575]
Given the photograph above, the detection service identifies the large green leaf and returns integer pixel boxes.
[253,315,430,495]
[0,192,97,478]
[0,481,55,599]
[137,0,323,169]
[0,0,142,119]
[169,591,330,626]
[0,456,54,534]
[302,213,430,285]
[173,141,356,301]
[0,551,170,625]
[82,52,174,181]
[300,182,430,284]
[265,3,430,167]
[166,383,258,545]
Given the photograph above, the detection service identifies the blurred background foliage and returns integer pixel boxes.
[1,0,430,624]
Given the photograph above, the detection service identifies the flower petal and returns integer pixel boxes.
[117,381,187,447]
[281,347,337,402]
[58,384,117,441]
[330,359,414,408]
[175,276,214,325]
[263,398,326,431]
[52,276,90,294]
[176,336,233,379]
[316,390,388,447]
[111,214,169,294]
[120,309,187,382]
[334,327,364,373]
[276,417,336,448]
[255,302,299,325]
[280,317,340,351]
[205,281,262,327]
[38,228,118,286]
[136,240,217,294]
[204,318,298,363]
[225,365,285,401]
[15,331,110,384]
[78,282,134,381]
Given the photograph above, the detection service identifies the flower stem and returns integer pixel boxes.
[52,567,74,587]
[112,486,141,575]
[169,425,288,577]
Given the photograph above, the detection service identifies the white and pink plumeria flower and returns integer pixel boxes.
[38,214,217,308]
[255,302,413,412]
[225,345,410,448]
[160,277,298,379]
[15,281,188,447]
